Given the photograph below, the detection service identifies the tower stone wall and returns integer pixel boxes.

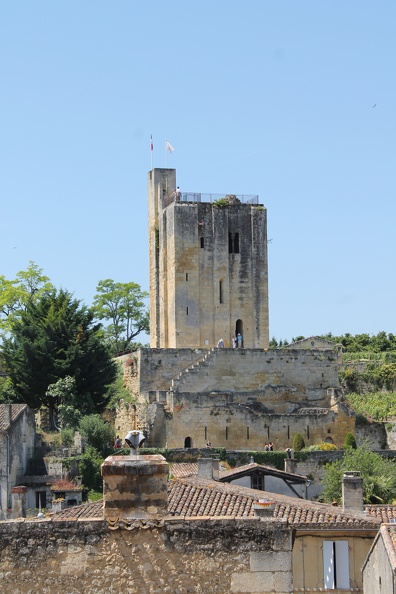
[148,169,269,349]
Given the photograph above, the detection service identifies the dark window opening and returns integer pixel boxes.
[219,280,223,304]
[205,426,207,441]
[186,273,189,281]
[287,426,290,439]
[226,426,228,440]
[36,491,46,509]
[247,426,250,440]
[267,426,270,439]
[186,307,189,315]
[200,237,204,248]
[234,233,239,253]
[184,436,192,448]
[307,426,310,439]
[228,233,233,253]
[251,474,264,490]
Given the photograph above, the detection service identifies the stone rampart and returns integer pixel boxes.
[0,517,292,594]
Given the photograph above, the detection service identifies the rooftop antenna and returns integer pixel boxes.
[124,430,145,460]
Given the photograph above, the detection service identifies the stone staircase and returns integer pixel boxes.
[170,348,218,393]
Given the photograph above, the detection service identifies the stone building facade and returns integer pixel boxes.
[0,404,36,518]
[148,168,269,349]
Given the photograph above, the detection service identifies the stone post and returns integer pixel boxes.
[11,485,27,519]
[101,455,169,520]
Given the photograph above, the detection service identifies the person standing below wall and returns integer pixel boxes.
[217,338,224,348]
[237,333,243,348]
[232,336,236,349]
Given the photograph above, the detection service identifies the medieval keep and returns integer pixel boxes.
[116,169,355,450]
[148,168,269,349]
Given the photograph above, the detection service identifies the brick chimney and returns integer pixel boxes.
[342,471,363,512]
[101,454,169,520]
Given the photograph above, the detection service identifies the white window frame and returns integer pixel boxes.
[323,540,350,590]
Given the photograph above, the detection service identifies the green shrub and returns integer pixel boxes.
[293,433,305,451]
[343,432,357,449]
[60,428,74,447]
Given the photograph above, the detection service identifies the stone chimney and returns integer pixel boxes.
[3,403,12,428]
[342,471,363,512]
[101,454,169,521]
[197,458,219,480]
[12,486,27,518]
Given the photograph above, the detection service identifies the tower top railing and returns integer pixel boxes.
[163,191,260,208]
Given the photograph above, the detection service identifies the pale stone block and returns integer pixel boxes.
[231,571,274,593]
[250,551,292,572]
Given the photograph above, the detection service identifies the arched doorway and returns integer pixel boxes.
[184,436,192,448]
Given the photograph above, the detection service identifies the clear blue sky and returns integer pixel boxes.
[1,1,395,343]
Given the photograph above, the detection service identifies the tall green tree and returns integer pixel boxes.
[1,289,116,426]
[0,261,54,338]
[322,447,396,504]
[92,279,149,354]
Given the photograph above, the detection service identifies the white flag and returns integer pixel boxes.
[166,140,174,153]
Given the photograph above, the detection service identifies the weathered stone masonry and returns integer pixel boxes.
[0,518,293,594]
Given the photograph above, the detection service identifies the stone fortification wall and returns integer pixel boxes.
[136,348,208,393]
[0,518,292,594]
[115,348,354,449]
[160,395,354,450]
[138,347,340,399]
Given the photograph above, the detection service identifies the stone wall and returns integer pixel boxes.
[0,518,293,594]
[160,397,354,450]
[115,348,355,450]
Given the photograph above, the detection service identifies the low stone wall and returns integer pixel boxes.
[0,518,293,594]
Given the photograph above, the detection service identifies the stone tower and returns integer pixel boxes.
[148,168,269,349]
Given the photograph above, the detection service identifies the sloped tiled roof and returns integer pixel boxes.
[0,404,28,431]
[167,477,380,529]
[51,500,103,521]
[50,476,381,530]
[170,462,198,478]
[365,504,396,523]
[386,524,396,554]
[219,462,307,483]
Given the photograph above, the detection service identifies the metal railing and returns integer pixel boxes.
[164,191,260,208]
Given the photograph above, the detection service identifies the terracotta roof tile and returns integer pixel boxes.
[50,476,381,530]
[51,500,103,521]
[365,504,396,523]
[170,463,198,478]
[0,404,28,431]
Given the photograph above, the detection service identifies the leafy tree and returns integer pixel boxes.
[45,376,81,430]
[1,289,116,425]
[322,447,396,504]
[92,279,149,354]
[343,433,357,449]
[0,261,54,338]
[79,414,114,453]
[78,446,104,492]
[293,433,305,451]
